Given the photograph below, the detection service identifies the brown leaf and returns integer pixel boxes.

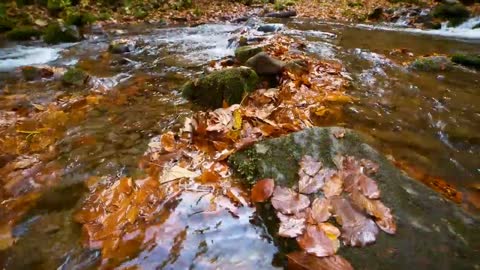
[160,132,176,152]
[357,174,380,199]
[296,224,339,257]
[251,178,275,203]
[322,173,343,198]
[300,155,322,176]
[331,196,379,247]
[350,190,396,234]
[308,198,331,224]
[299,168,335,195]
[277,212,306,238]
[287,251,354,270]
[360,158,379,175]
[271,186,311,215]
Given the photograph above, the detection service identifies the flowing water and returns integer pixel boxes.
[0,18,479,269]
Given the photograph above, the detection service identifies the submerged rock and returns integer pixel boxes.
[257,24,283,33]
[182,67,259,108]
[21,66,54,81]
[229,127,480,269]
[409,55,454,71]
[245,52,286,75]
[235,45,263,64]
[451,53,480,70]
[108,40,131,54]
[6,26,43,41]
[62,68,89,86]
[264,10,297,18]
[43,23,82,44]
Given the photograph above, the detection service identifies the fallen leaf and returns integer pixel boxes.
[322,173,343,198]
[350,190,396,234]
[331,196,379,247]
[161,165,200,183]
[160,132,176,152]
[287,251,353,270]
[299,155,322,176]
[251,178,275,203]
[277,212,306,238]
[357,174,380,199]
[308,198,331,224]
[271,186,311,215]
[299,168,335,195]
[360,159,379,175]
[297,224,339,257]
[0,225,15,250]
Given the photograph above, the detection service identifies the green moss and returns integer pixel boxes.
[47,0,71,11]
[62,68,88,86]
[410,56,453,71]
[234,45,263,64]
[451,54,480,69]
[65,11,96,26]
[43,23,81,44]
[182,67,259,108]
[432,3,470,26]
[6,26,43,41]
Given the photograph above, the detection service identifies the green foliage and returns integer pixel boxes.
[173,0,192,10]
[133,8,148,19]
[47,0,71,11]
[64,9,96,26]
[6,26,42,40]
[274,0,296,11]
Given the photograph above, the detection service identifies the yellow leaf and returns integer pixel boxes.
[233,109,242,130]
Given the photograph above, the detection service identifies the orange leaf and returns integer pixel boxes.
[251,178,275,203]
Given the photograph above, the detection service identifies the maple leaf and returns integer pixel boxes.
[308,198,331,224]
[287,251,354,270]
[297,224,339,257]
[251,178,275,203]
[331,196,379,247]
[271,186,311,215]
[277,212,306,238]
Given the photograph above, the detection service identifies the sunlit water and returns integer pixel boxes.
[0,19,479,269]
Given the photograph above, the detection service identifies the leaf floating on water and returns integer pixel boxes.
[271,186,311,215]
[350,190,397,234]
[323,173,343,198]
[296,224,339,257]
[161,165,200,183]
[308,198,331,224]
[287,251,354,270]
[251,178,275,203]
[331,196,379,247]
[277,212,306,238]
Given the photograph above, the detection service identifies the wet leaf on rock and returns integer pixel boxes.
[350,190,396,234]
[161,165,200,183]
[287,251,354,270]
[299,155,322,176]
[251,178,275,203]
[308,198,331,224]
[322,173,343,198]
[271,186,311,215]
[331,196,379,247]
[277,212,306,238]
[360,158,379,175]
[296,224,339,257]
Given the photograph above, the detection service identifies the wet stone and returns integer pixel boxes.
[245,52,286,75]
[229,127,480,269]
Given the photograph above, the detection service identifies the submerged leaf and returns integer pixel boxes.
[271,186,310,215]
[277,212,306,238]
[331,196,379,247]
[287,251,354,270]
[251,178,275,203]
[296,224,339,257]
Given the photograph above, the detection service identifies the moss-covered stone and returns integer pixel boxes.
[409,55,454,71]
[6,26,42,41]
[432,3,470,26]
[181,67,259,108]
[64,11,96,26]
[43,22,81,44]
[451,53,480,70]
[234,45,263,64]
[62,68,89,86]
[229,127,480,269]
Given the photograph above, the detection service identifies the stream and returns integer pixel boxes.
[0,18,479,269]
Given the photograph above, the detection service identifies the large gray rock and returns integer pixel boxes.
[230,127,480,269]
[245,52,286,75]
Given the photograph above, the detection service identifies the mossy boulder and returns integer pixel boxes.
[6,26,43,41]
[229,127,480,269]
[182,67,259,108]
[432,3,470,26]
[21,66,54,81]
[64,11,96,26]
[43,23,81,44]
[62,68,89,86]
[409,55,454,71]
[451,53,480,70]
[234,45,263,64]
[0,16,15,33]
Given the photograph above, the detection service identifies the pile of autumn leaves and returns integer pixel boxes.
[251,155,396,267]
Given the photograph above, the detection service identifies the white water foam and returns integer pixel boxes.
[357,16,480,40]
[0,46,64,71]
